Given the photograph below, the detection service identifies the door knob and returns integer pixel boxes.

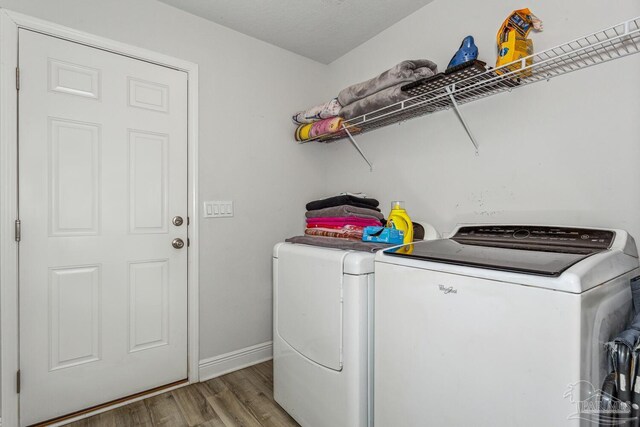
[172,238,185,249]
[172,216,184,226]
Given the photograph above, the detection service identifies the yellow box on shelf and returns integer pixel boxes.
[496,8,542,76]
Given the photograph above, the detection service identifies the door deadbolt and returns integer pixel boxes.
[172,216,184,226]
[172,238,185,249]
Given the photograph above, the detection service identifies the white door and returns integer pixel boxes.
[18,29,189,425]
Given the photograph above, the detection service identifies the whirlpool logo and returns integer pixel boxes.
[438,285,457,294]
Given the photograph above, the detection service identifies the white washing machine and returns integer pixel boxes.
[273,242,374,427]
[374,225,640,427]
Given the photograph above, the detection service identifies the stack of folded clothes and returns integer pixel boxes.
[304,194,384,241]
[292,98,344,142]
[337,59,438,120]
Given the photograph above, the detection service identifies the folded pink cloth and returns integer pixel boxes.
[309,117,344,138]
[305,228,363,241]
[306,216,382,228]
[304,225,365,241]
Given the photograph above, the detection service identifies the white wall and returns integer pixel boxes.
[0,0,329,363]
[325,0,640,239]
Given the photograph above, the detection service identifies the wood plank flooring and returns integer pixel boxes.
[67,361,299,427]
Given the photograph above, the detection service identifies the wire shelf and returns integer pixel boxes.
[300,16,640,144]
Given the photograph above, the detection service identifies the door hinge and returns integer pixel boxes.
[15,219,21,242]
[187,237,190,247]
[16,67,20,91]
[16,369,20,394]
[187,216,190,226]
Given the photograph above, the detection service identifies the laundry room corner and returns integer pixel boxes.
[2,0,640,425]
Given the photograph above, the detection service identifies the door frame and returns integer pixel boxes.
[0,9,200,426]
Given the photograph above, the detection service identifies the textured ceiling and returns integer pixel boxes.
[157,0,434,64]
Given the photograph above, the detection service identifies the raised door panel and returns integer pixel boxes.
[49,265,101,370]
[49,118,101,236]
[128,77,169,113]
[128,130,168,234]
[129,260,169,352]
[48,58,101,100]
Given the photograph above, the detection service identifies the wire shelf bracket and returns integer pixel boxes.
[445,85,479,153]
[342,124,373,171]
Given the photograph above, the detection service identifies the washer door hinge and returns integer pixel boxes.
[16,369,21,394]
[15,219,21,242]
[16,67,20,91]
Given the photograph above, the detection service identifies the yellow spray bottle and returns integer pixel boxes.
[387,201,413,245]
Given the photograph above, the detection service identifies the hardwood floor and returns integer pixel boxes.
[67,361,299,427]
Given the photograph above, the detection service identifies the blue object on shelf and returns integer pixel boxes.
[362,226,404,244]
[447,36,479,70]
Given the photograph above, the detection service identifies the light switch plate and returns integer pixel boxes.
[203,201,233,218]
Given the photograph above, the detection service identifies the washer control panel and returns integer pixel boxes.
[453,225,615,253]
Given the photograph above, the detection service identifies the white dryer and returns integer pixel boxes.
[273,242,374,427]
[374,225,640,427]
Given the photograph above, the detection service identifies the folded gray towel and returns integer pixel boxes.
[305,205,385,221]
[338,59,438,107]
[340,83,408,120]
[285,235,394,253]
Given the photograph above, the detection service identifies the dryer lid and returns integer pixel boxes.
[384,226,615,277]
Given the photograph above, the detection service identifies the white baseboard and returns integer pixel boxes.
[199,341,273,382]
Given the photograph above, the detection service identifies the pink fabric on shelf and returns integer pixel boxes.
[309,117,344,138]
[306,216,382,228]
